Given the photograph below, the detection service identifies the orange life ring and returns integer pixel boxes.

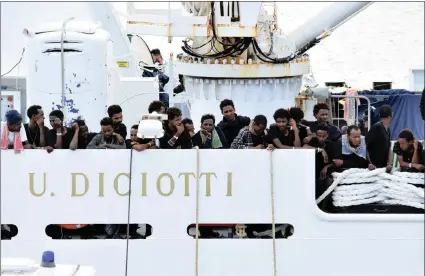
[59,224,89,230]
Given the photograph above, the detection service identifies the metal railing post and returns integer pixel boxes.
[329,95,371,130]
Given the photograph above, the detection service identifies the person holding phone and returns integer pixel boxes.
[48,110,74,149]
[267,108,301,149]
[159,107,193,149]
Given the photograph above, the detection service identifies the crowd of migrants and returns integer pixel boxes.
[1,97,424,239]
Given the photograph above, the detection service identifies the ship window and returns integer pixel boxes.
[325,82,346,87]
[187,223,294,239]
[45,40,82,44]
[43,48,82,53]
[1,224,18,240]
[45,224,152,239]
[373,82,392,90]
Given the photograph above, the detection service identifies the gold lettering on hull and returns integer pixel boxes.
[178,172,196,196]
[29,173,47,197]
[71,173,89,196]
[114,173,130,196]
[226,172,233,197]
[98,173,105,197]
[156,173,174,196]
[28,172,234,197]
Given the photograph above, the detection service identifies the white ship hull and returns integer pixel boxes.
[1,149,423,276]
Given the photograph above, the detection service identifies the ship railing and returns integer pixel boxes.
[328,94,371,130]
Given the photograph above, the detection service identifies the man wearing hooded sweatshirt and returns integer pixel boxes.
[217,99,250,148]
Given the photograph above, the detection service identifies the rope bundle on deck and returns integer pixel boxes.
[317,168,424,209]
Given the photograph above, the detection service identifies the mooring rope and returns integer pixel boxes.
[269,151,277,276]
[317,168,424,209]
[195,146,200,276]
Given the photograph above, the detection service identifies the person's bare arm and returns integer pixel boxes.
[398,156,410,168]
[412,140,420,164]
[132,144,149,151]
[293,130,301,147]
[39,130,46,147]
[273,138,292,149]
[53,119,64,149]
[303,132,316,144]
[387,148,393,167]
[69,127,79,150]
[306,127,312,136]
[105,141,126,149]
[290,120,301,147]
[37,119,46,147]
[87,134,103,149]
[37,129,46,147]
[54,132,63,149]
[22,141,32,149]
[303,144,315,149]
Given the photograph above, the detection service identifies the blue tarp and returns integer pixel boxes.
[358,94,423,140]
[355,89,415,105]
[386,95,423,140]
[357,89,415,96]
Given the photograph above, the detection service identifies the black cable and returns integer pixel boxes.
[211,2,243,47]
[220,1,224,16]
[1,48,25,78]
[181,36,249,59]
[183,37,213,50]
[181,1,324,64]
[180,2,250,59]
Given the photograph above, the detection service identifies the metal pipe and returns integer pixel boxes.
[167,2,172,43]
[60,17,75,113]
[287,2,373,50]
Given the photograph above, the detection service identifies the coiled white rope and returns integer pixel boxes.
[316,168,424,209]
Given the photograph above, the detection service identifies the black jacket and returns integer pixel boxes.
[192,127,228,149]
[217,114,250,148]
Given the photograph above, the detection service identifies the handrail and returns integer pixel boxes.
[329,94,371,130]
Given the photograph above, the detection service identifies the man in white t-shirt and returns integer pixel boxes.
[0,121,27,148]
[0,110,29,149]
[0,120,28,148]
[1,110,55,153]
